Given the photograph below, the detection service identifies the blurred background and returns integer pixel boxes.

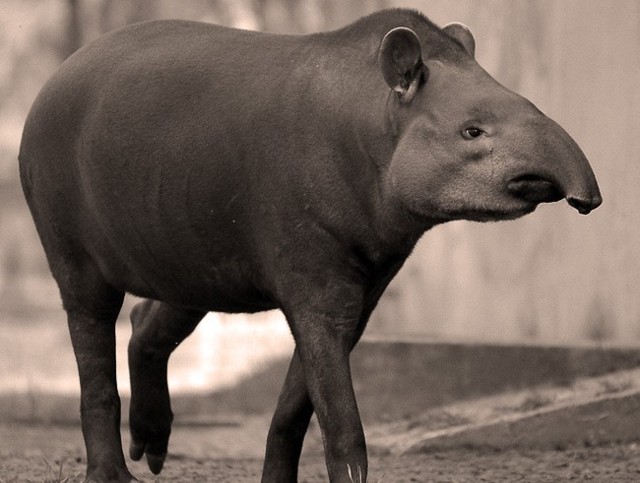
[0,0,639,403]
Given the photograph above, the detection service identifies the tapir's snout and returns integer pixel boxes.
[505,114,602,216]
[507,172,602,215]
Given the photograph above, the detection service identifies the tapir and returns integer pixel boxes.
[19,8,601,482]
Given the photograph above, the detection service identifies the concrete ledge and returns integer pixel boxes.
[400,390,640,453]
[351,339,640,421]
[364,362,640,454]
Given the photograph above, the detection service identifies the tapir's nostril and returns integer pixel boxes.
[567,195,602,215]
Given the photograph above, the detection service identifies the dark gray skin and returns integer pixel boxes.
[19,9,601,483]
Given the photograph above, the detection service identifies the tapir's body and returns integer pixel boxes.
[20,9,601,482]
[21,20,389,311]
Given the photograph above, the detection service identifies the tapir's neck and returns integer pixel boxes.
[286,29,440,265]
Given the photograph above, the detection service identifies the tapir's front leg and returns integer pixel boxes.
[286,306,367,483]
[263,316,371,482]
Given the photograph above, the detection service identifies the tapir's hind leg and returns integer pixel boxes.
[62,263,130,482]
[127,300,204,474]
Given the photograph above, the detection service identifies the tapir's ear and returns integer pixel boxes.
[442,22,475,57]
[379,27,426,103]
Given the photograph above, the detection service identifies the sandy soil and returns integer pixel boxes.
[2,421,640,482]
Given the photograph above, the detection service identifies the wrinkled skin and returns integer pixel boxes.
[19,9,600,483]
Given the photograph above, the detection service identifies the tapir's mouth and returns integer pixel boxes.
[507,174,564,205]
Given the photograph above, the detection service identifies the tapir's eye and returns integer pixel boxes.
[462,127,484,139]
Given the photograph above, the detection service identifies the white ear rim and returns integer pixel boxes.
[442,22,476,57]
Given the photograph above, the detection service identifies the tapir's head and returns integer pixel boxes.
[379,22,602,222]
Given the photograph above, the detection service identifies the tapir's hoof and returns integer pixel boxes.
[146,453,167,475]
[129,440,167,475]
[129,440,145,461]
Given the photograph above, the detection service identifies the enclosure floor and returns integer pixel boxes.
[2,422,640,482]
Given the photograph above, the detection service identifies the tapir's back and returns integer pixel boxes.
[20,20,301,214]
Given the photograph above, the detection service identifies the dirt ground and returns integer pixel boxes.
[3,368,640,482]
[2,422,640,482]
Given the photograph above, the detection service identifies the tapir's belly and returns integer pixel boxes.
[84,189,276,313]
[96,243,275,313]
